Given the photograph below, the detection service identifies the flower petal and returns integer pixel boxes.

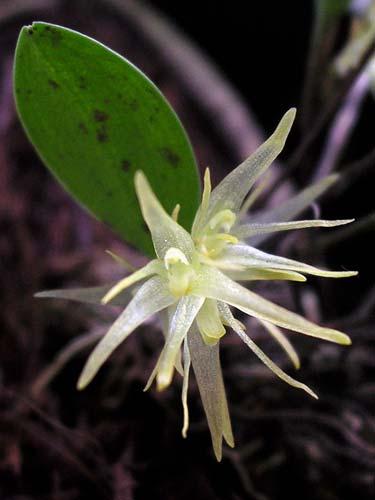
[35,284,132,307]
[181,338,191,438]
[192,266,351,344]
[134,171,195,260]
[246,174,338,246]
[143,306,183,392]
[156,295,204,390]
[161,306,183,376]
[77,276,176,389]
[196,299,226,345]
[259,319,300,369]
[206,109,296,219]
[215,244,357,278]
[233,219,354,239]
[101,259,163,304]
[192,168,212,238]
[218,303,317,398]
[188,325,234,462]
[105,250,136,271]
[224,268,307,282]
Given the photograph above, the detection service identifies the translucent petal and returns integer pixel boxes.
[188,325,234,462]
[196,299,226,345]
[259,319,300,369]
[192,266,351,345]
[171,204,181,222]
[218,303,317,398]
[101,259,163,304]
[215,244,357,278]
[161,306,183,376]
[77,276,176,389]
[238,172,271,217]
[246,174,338,246]
[134,171,195,260]
[224,268,307,282]
[105,250,136,271]
[181,338,191,438]
[205,109,296,220]
[143,307,183,392]
[192,168,212,238]
[35,284,132,307]
[156,295,204,390]
[233,219,354,240]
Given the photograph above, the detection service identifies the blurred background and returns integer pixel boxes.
[1,1,375,499]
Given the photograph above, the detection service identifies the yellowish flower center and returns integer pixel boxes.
[164,248,197,297]
[195,209,238,258]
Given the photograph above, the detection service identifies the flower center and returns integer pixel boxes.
[195,209,238,258]
[164,248,197,297]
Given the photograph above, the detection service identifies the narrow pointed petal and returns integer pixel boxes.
[77,276,176,390]
[216,244,357,278]
[246,174,338,246]
[35,284,133,307]
[196,299,226,345]
[102,259,162,304]
[219,303,317,397]
[188,326,234,461]
[259,319,300,369]
[171,203,181,222]
[192,168,212,238]
[144,357,160,392]
[192,267,352,345]
[233,219,354,240]
[225,268,307,282]
[156,296,204,390]
[144,306,183,392]
[238,173,271,217]
[206,109,296,220]
[161,306,183,376]
[181,339,191,438]
[134,171,195,260]
[105,250,136,271]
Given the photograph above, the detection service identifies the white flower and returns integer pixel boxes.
[37,109,356,460]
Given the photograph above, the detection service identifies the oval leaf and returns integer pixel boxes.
[14,22,200,256]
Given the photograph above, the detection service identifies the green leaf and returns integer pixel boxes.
[14,22,200,256]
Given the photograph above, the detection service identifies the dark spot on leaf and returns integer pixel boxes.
[121,160,131,172]
[106,190,113,197]
[104,98,110,105]
[159,147,180,167]
[78,76,87,90]
[142,222,149,233]
[26,89,32,96]
[48,79,59,90]
[97,129,108,143]
[148,115,156,124]
[27,27,34,35]
[129,99,139,111]
[93,109,109,122]
[78,122,88,134]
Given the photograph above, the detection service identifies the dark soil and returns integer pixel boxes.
[1,1,374,499]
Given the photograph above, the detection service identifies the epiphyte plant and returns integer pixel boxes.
[14,23,357,461]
